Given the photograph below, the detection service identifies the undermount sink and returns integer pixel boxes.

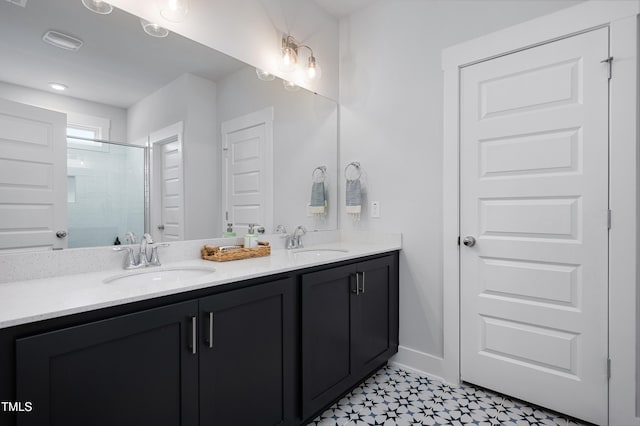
[292,249,349,260]
[104,266,216,285]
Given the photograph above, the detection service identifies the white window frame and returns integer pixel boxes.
[66,112,111,152]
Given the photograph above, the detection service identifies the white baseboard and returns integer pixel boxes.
[390,345,455,385]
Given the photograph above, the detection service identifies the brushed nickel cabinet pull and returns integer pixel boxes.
[208,312,214,349]
[190,316,197,355]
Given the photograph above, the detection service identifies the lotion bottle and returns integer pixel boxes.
[223,223,236,237]
[244,224,257,248]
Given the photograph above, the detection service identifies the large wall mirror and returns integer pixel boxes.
[0,0,338,252]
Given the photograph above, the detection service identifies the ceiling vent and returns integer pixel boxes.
[42,30,83,51]
[5,0,27,7]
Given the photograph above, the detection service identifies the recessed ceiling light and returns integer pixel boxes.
[140,19,169,38]
[49,83,68,91]
[42,30,83,51]
[81,0,113,15]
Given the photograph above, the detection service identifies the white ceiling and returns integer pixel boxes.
[312,0,375,18]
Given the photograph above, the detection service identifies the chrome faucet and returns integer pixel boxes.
[124,231,136,245]
[113,233,169,269]
[286,225,307,249]
[138,233,154,267]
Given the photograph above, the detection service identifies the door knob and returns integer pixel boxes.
[56,230,67,239]
[157,224,165,230]
[462,236,476,247]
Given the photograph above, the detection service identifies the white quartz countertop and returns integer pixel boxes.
[0,240,400,329]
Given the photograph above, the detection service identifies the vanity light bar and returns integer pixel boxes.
[42,30,83,52]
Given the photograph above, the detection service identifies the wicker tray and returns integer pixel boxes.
[201,242,270,262]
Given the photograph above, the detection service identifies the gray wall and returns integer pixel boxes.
[338,0,584,375]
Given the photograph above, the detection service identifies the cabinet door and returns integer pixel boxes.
[199,278,294,426]
[301,264,357,419]
[16,301,199,426]
[352,256,399,376]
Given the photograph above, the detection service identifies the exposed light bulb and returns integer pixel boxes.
[82,0,113,14]
[140,18,169,38]
[307,56,321,81]
[157,0,189,22]
[256,68,276,81]
[281,46,297,72]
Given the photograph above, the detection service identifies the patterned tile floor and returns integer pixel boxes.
[310,365,590,426]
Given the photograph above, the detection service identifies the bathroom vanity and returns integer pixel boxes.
[0,242,399,426]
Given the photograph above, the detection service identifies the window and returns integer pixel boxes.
[66,112,111,152]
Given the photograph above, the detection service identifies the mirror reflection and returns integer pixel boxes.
[0,0,338,252]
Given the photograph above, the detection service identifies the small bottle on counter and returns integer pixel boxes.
[223,223,236,237]
[244,224,258,248]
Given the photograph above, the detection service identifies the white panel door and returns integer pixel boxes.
[221,108,273,235]
[460,28,609,424]
[150,123,184,242]
[0,98,67,251]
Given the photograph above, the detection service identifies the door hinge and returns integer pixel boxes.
[225,211,229,221]
[601,56,613,80]
[607,358,611,379]
[457,236,460,246]
[607,209,612,230]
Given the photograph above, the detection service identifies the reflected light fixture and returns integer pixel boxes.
[49,82,68,91]
[280,35,321,81]
[157,0,189,22]
[255,68,276,81]
[140,18,169,38]
[81,0,113,14]
[282,80,300,92]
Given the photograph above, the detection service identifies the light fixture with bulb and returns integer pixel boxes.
[282,80,300,92]
[140,18,169,38]
[157,0,189,22]
[280,35,321,81]
[256,68,276,81]
[81,0,113,15]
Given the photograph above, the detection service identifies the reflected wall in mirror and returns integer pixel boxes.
[0,0,338,252]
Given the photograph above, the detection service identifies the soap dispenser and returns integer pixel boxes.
[223,223,236,237]
[244,224,258,248]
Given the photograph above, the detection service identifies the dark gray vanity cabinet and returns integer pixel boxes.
[14,277,295,426]
[4,251,399,426]
[15,301,200,426]
[300,255,399,420]
[198,278,295,426]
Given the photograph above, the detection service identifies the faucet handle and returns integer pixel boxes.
[149,243,170,266]
[274,225,287,234]
[124,232,136,245]
[113,247,138,269]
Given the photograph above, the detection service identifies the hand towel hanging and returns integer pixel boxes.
[345,162,362,220]
[308,166,327,217]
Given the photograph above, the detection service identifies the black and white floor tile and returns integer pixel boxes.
[310,365,590,426]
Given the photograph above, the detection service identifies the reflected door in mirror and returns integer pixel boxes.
[0,98,67,251]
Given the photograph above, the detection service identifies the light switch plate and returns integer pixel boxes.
[371,201,380,218]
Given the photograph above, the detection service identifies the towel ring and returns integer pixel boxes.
[312,166,327,182]
[344,161,361,180]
